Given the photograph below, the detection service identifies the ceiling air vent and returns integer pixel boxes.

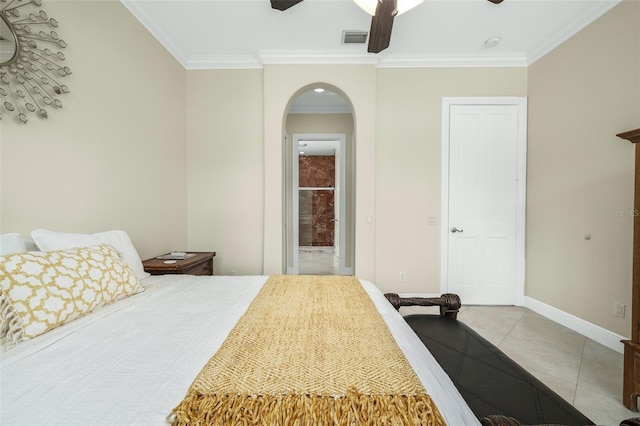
[342,31,368,44]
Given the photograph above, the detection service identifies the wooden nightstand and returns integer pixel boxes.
[142,252,216,276]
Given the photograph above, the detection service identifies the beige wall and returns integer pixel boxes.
[185,66,375,278]
[259,65,526,285]
[0,0,187,259]
[527,0,640,337]
[186,70,264,275]
[2,0,637,339]
[375,68,527,294]
[285,114,354,141]
[263,65,378,279]
[185,66,527,289]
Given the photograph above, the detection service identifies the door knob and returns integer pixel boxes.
[450,227,464,233]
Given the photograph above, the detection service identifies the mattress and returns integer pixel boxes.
[1,275,479,425]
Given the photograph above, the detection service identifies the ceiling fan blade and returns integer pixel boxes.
[487,0,504,3]
[367,0,397,54]
[270,0,303,11]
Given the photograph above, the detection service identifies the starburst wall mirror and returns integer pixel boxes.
[0,0,70,124]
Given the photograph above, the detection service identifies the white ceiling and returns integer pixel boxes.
[119,0,621,153]
[121,0,620,69]
[290,89,351,114]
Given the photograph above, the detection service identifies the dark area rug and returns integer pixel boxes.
[404,314,594,426]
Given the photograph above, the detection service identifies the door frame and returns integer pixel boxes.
[440,97,527,306]
[287,133,350,275]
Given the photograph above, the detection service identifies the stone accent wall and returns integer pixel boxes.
[299,156,335,246]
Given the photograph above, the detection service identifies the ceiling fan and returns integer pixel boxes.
[270,0,504,54]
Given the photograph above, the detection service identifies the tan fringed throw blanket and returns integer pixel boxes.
[170,275,446,425]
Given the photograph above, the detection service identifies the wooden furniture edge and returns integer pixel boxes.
[142,251,216,275]
[618,128,640,144]
[479,415,523,426]
[624,339,640,411]
[383,292,461,319]
[618,127,640,412]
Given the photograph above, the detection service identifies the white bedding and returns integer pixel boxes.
[1,275,479,425]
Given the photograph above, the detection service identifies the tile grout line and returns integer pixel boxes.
[463,306,632,425]
[496,307,527,349]
[499,309,582,407]
[571,337,587,406]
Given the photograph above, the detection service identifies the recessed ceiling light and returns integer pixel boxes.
[314,88,325,93]
[484,36,501,48]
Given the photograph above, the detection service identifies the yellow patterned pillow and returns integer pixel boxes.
[0,244,143,347]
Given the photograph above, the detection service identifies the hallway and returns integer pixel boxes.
[298,247,338,275]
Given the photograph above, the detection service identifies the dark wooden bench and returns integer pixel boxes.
[384,293,596,426]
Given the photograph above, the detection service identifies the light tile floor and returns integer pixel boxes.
[296,250,636,424]
[298,247,339,275]
[401,304,637,426]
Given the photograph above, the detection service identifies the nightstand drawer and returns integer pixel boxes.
[142,252,216,276]
[181,257,214,276]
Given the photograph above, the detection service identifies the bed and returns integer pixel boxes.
[0,231,479,425]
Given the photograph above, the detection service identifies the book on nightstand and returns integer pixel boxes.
[156,252,196,260]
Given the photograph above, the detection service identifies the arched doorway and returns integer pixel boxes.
[283,85,355,275]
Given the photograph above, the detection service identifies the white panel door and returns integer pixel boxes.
[447,104,521,304]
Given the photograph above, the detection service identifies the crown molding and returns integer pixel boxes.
[376,52,528,68]
[186,55,263,70]
[259,49,380,66]
[526,0,621,65]
[119,0,188,67]
[183,50,528,70]
[122,0,621,70]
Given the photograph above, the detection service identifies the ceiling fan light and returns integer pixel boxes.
[395,0,423,15]
[354,0,423,16]
[353,0,378,16]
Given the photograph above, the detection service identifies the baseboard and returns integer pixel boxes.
[397,293,627,354]
[525,296,626,354]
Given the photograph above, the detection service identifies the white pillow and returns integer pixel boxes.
[31,229,150,280]
[1,244,144,347]
[0,233,27,255]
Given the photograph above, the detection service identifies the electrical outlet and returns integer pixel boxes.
[399,271,406,281]
[614,302,626,318]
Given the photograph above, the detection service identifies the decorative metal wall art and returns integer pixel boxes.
[0,0,70,123]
